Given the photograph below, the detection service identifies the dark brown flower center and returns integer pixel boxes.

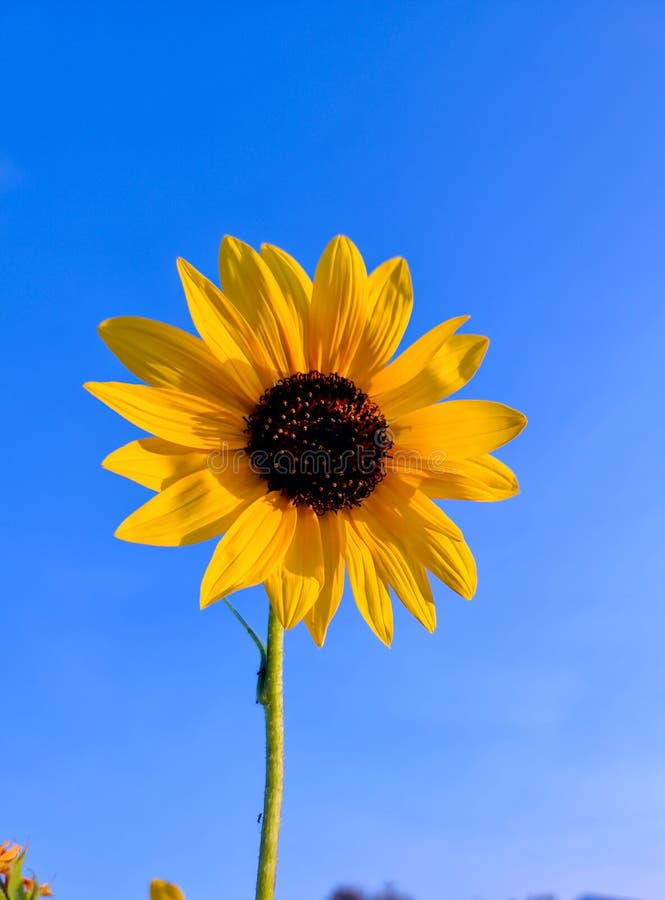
[245,371,392,515]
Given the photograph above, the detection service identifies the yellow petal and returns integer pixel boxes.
[200,493,296,608]
[382,478,477,598]
[219,236,305,374]
[372,475,463,541]
[352,506,436,632]
[114,463,262,546]
[260,242,312,351]
[265,505,324,629]
[367,316,468,404]
[0,842,21,869]
[177,257,273,397]
[150,881,185,900]
[98,316,246,414]
[376,333,489,419]
[347,257,413,383]
[84,382,244,450]
[392,400,527,459]
[394,453,519,501]
[418,529,477,599]
[102,438,209,491]
[343,515,393,645]
[308,235,369,373]
[304,513,346,647]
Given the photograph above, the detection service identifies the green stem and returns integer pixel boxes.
[224,599,268,704]
[255,607,285,900]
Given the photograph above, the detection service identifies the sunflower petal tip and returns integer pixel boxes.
[220,234,239,253]
[305,619,327,647]
[100,445,119,469]
[199,582,219,610]
[113,517,144,544]
[330,233,352,249]
[113,519,147,545]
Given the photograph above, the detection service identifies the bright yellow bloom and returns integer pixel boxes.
[86,236,526,645]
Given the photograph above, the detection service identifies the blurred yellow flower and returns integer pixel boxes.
[21,877,52,897]
[150,880,185,900]
[87,236,525,645]
[0,841,21,874]
[0,842,52,896]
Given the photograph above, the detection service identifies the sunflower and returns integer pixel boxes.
[85,236,525,645]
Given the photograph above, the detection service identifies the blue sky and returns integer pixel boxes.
[2,2,664,898]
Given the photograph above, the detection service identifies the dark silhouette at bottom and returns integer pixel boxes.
[328,887,412,900]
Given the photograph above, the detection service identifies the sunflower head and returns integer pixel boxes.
[86,235,526,645]
[245,370,392,515]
